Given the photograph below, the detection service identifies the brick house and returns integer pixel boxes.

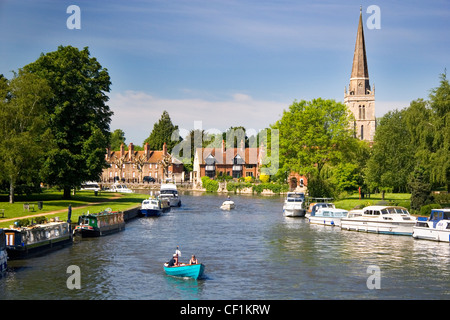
[101,142,184,183]
[192,140,265,184]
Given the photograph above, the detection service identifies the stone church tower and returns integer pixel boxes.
[344,8,376,142]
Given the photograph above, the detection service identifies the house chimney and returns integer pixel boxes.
[144,142,149,159]
[163,142,167,155]
[128,143,134,161]
[240,139,244,152]
[222,139,225,153]
[120,143,125,158]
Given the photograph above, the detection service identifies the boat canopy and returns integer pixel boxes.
[429,209,450,221]
[286,192,305,202]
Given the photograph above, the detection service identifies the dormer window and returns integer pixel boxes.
[205,154,216,178]
[232,154,244,178]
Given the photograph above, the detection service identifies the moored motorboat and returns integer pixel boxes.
[340,205,416,236]
[106,182,134,193]
[74,208,125,237]
[140,197,171,217]
[305,202,335,218]
[159,183,181,207]
[309,207,348,227]
[283,192,306,217]
[413,208,450,242]
[220,200,235,210]
[4,219,73,260]
[163,263,205,279]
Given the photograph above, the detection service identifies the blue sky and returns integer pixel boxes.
[1,0,449,145]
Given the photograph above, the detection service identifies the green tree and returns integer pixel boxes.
[428,72,450,191]
[24,45,113,199]
[110,129,126,150]
[144,110,180,153]
[272,98,356,195]
[365,109,415,193]
[0,71,53,203]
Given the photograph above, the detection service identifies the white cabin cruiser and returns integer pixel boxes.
[107,183,133,193]
[305,202,335,218]
[413,208,450,242]
[283,192,306,217]
[309,207,348,227]
[340,205,416,236]
[159,183,181,207]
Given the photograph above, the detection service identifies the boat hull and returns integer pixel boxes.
[413,227,450,242]
[5,235,73,260]
[141,209,163,217]
[221,201,235,210]
[340,219,415,236]
[309,216,342,226]
[0,250,6,275]
[283,203,306,217]
[75,223,125,238]
[163,263,205,279]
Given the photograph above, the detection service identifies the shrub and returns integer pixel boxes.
[244,176,254,183]
[259,174,270,183]
[201,176,219,192]
[419,203,442,216]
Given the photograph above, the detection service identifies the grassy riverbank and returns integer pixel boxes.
[333,192,411,211]
[0,190,149,228]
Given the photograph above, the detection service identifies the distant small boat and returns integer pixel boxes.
[140,197,171,217]
[74,209,125,237]
[107,183,133,193]
[221,200,235,210]
[163,263,205,279]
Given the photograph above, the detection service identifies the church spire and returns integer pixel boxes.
[347,7,371,96]
[344,7,376,142]
[351,7,369,80]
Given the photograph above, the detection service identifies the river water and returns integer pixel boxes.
[1,192,449,300]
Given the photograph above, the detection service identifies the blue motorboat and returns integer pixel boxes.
[413,208,450,242]
[163,263,205,279]
[140,197,170,217]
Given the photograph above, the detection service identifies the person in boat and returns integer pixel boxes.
[227,196,231,201]
[189,255,198,265]
[168,254,179,267]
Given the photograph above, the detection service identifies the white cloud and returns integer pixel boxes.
[108,90,286,145]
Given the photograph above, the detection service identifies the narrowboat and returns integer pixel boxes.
[4,220,73,260]
[0,229,7,275]
[74,209,125,237]
[159,183,181,207]
[413,208,450,242]
[340,205,416,236]
[283,192,306,217]
[309,207,348,227]
[163,263,205,279]
[140,197,171,217]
